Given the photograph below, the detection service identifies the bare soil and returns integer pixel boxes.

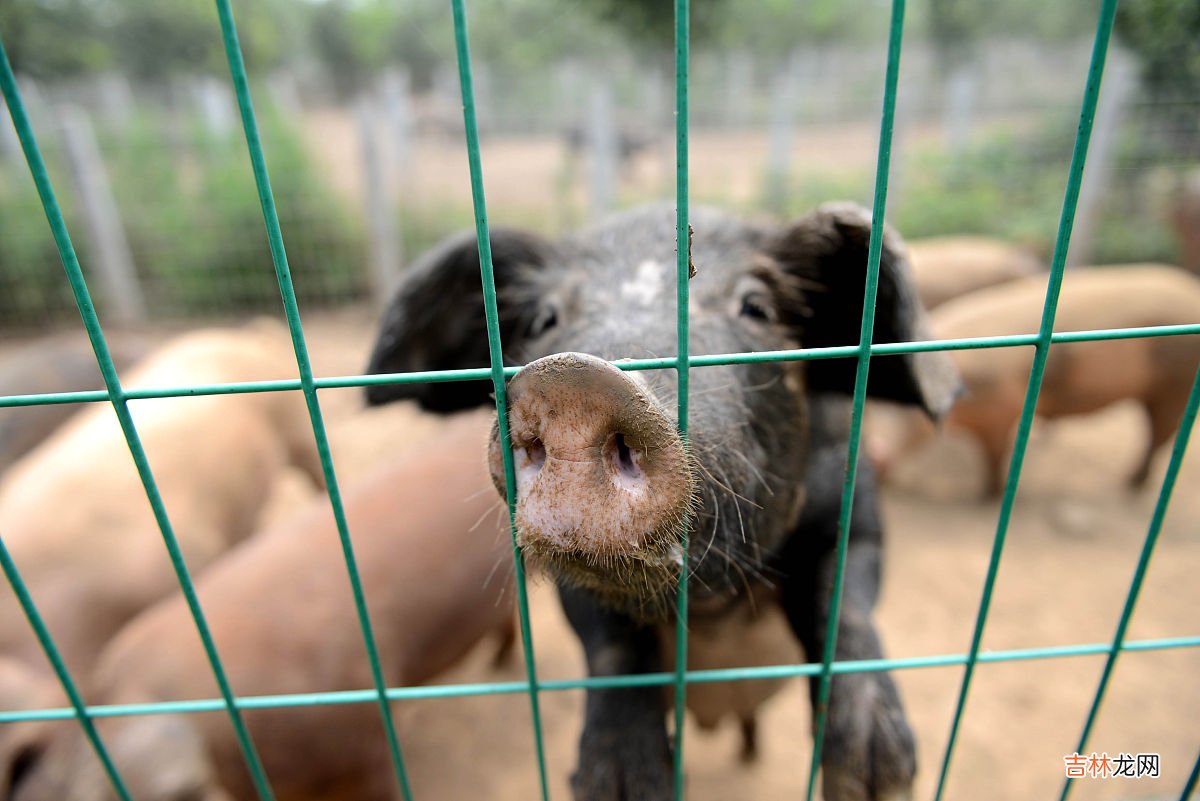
[298,108,954,224]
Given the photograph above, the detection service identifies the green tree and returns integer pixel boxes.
[1115,0,1200,156]
[580,0,728,53]
[105,0,297,81]
[308,0,456,96]
[0,0,111,79]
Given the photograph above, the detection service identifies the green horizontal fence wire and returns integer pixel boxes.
[805,0,906,798]
[672,0,691,796]
[213,1,415,798]
[1059,364,1200,801]
[2,636,1196,724]
[6,323,1199,410]
[448,2,552,799]
[0,30,276,801]
[932,1,1121,799]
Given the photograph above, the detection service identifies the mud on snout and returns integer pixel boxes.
[488,352,699,612]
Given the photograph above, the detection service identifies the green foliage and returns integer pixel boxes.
[752,118,1180,266]
[112,106,365,315]
[1116,0,1200,158]
[894,130,1067,248]
[106,0,296,80]
[1117,0,1200,99]
[0,160,82,326]
[0,103,366,326]
[579,0,729,53]
[705,0,888,59]
[892,122,1179,264]
[310,0,396,96]
[914,0,1098,59]
[0,0,111,79]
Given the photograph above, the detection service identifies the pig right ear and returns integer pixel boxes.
[770,202,961,420]
[364,228,555,412]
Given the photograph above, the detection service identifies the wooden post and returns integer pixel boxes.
[95,72,136,131]
[587,82,617,221]
[943,63,978,154]
[267,71,302,118]
[724,51,753,129]
[380,68,413,176]
[1067,53,1135,267]
[59,104,146,325]
[358,97,401,307]
[195,75,235,139]
[764,51,802,214]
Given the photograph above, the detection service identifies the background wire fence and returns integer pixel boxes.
[2,1,1198,330]
[1,1,1198,801]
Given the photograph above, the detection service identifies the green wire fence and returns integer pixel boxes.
[0,1,1197,800]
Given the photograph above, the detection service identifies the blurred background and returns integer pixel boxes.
[1,0,1197,329]
[1,3,1198,801]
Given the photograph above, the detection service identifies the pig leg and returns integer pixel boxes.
[739,716,759,763]
[975,422,1012,499]
[783,540,915,801]
[558,584,674,801]
[491,615,518,668]
[779,445,916,801]
[1131,392,1188,488]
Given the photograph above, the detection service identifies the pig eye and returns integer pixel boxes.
[739,292,776,323]
[526,305,559,339]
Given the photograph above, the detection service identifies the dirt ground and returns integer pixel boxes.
[275,312,1200,801]
[1,310,1196,801]
[298,109,955,227]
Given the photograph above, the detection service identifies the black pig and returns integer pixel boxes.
[365,203,958,801]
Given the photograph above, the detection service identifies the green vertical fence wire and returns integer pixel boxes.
[0,41,133,801]
[212,2,416,799]
[1182,750,1200,800]
[0,539,134,801]
[803,1,907,799]
[449,3,551,800]
[931,1,1120,798]
[0,31,278,801]
[672,0,691,798]
[1059,365,1200,801]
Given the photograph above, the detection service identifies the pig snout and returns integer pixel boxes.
[488,352,697,600]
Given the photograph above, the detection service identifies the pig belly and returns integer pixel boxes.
[662,600,801,729]
[1037,340,1153,419]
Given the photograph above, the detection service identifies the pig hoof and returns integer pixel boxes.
[571,761,674,801]
[821,676,916,801]
[571,729,674,801]
[738,717,759,764]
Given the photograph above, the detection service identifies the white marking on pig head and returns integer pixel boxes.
[619,260,665,307]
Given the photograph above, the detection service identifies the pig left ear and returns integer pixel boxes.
[770,202,960,420]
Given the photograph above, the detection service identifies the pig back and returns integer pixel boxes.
[932,265,1200,416]
[88,410,512,799]
[0,325,316,673]
[905,236,1043,309]
[0,335,147,478]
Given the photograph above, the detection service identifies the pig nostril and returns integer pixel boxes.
[614,434,634,473]
[604,432,645,485]
[518,437,546,471]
